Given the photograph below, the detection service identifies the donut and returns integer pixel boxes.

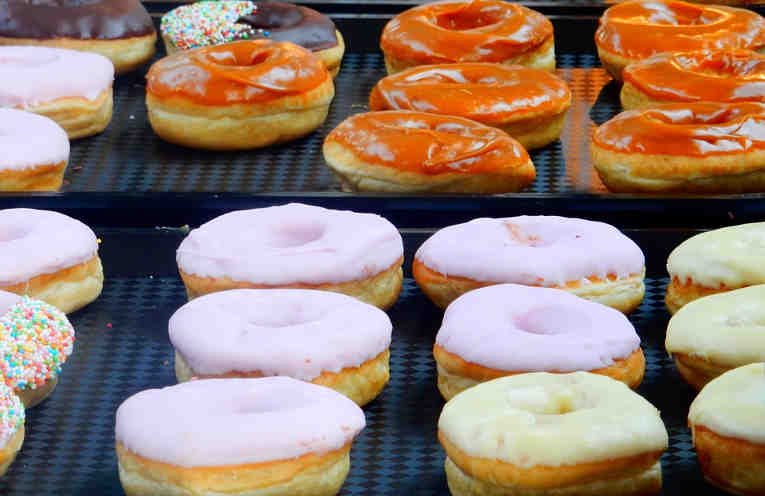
[176,203,404,309]
[145,40,334,150]
[160,1,345,77]
[380,0,555,74]
[621,49,765,110]
[689,363,765,496]
[115,377,366,496]
[434,284,644,400]
[368,63,571,150]
[666,222,765,314]
[666,285,765,390]
[323,111,535,193]
[0,0,154,74]
[595,0,765,80]
[0,208,103,313]
[0,109,69,191]
[169,289,392,406]
[0,381,23,476]
[0,291,74,407]
[413,216,646,312]
[438,372,668,496]
[592,102,765,193]
[0,46,113,139]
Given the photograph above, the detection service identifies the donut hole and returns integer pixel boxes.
[638,2,724,26]
[204,47,271,67]
[675,52,765,78]
[433,4,508,31]
[0,224,31,243]
[241,298,328,328]
[504,222,554,247]
[507,385,593,417]
[234,393,307,415]
[515,305,592,335]
[265,221,325,248]
[644,107,749,126]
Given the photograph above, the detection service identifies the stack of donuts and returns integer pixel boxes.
[591,0,765,193]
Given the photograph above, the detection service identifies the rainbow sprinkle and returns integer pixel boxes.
[0,382,23,446]
[161,1,272,51]
[0,297,74,392]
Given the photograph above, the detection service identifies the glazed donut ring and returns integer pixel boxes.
[160,1,345,77]
[146,40,334,150]
[0,46,113,139]
[666,285,765,390]
[413,216,646,312]
[596,0,765,80]
[169,289,392,406]
[621,49,765,110]
[323,110,535,194]
[592,102,765,193]
[0,209,103,314]
[116,377,366,496]
[176,203,404,310]
[689,363,765,496]
[380,0,555,74]
[0,381,23,477]
[0,109,69,192]
[434,284,645,400]
[666,222,765,313]
[368,63,571,150]
[438,372,668,496]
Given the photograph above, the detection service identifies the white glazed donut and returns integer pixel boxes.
[169,288,392,406]
[0,109,69,191]
[434,284,644,400]
[438,372,668,496]
[0,46,113,138]
[176,203,404,309]
[689,363,765,496]
[116,377,366,496]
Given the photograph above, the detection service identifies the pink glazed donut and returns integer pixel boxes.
[0,109,69,191]
[115,377,366,496]
[413,215,645,312]
[0,209,103,313]
[433,283,645,400]
[0,46,113,138]
[169,288,392,406]
[176,203,404,309]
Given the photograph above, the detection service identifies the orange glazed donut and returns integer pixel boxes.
[380,0,554,74]
[145,39,334,150]
[369,63,571,150]
[596,0,765,81]
[621,49,765,110]
[592,102,765,193]
[323,110,535,193]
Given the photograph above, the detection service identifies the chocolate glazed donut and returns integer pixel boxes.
[239,1,339,51]
[0,0,156,73]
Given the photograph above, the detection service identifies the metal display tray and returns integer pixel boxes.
[0,223,730,496]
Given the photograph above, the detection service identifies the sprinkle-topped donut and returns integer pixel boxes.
[161,1,338,52]
[0,381,22,447]
[0,292,75,393]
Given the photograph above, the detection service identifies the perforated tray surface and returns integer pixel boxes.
[0,226,729,495]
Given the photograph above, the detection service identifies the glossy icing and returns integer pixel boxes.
[369,63,570,125]
[169,289,392,380]
[689,363,765,443]
[0,46,113,108]
[415,216,645,285]
[438,284,640,372]
[325,110,529,174]
[115,377,366,466]
[380,0,552,65]
[596,0,765,59]
[667,285,765,368]
[161,1,338,51]
[0,208,98,286]
[0,0,154,40]
[439,372,668,466]
[146,39,330,105]
[667,222,765,288]
[0,109,69,170]
[623,49,765,103]
[593,102,765,156]
[176,203,403,285]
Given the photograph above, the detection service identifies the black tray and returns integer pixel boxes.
[0,223,729,495]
